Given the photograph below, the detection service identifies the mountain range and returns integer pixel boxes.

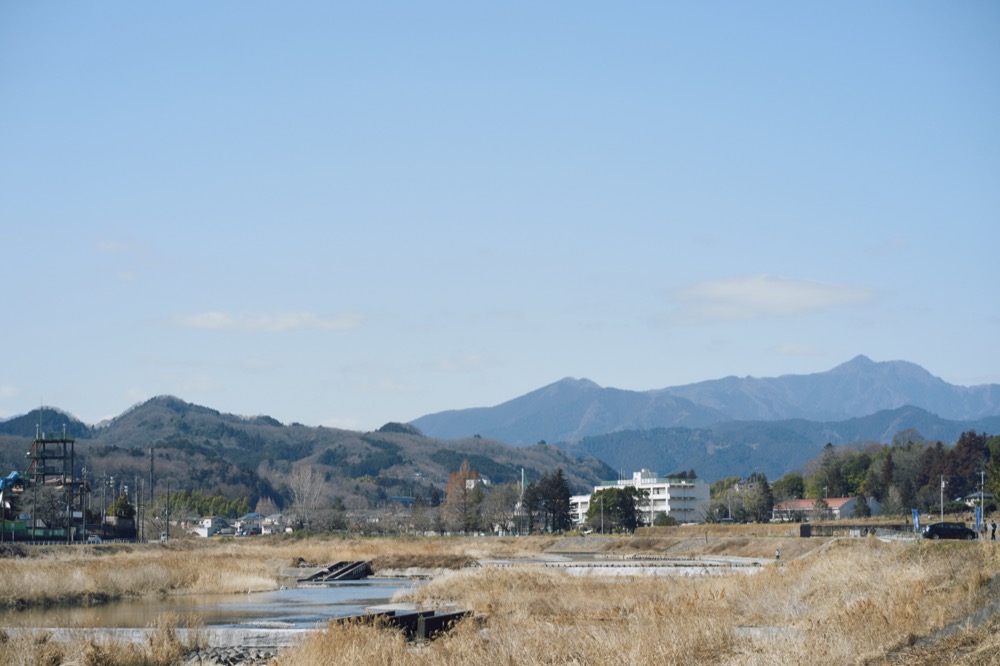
[410,356,1000,445]
[0,356,996,496]
[0,398,615,509]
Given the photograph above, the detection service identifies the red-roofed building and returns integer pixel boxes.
[772,497,881,522]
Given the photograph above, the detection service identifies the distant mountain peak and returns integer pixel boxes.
[556,377,601,389]
[411,356,1000,444]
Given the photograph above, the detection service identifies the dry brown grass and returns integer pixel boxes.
[0,613,201,666]
[638,522,802,538]
[273,537,1000,665]
[0,543,280,609]
[869,611,1000,665]
[0,535,556,610]
[3,534,1000,665]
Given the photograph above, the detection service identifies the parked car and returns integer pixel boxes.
[922,522,977,540]
[86,535,102,544]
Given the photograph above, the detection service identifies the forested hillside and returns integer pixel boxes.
[557,407,1000,481]
[0,398,615,524]
[729,430,1000,523]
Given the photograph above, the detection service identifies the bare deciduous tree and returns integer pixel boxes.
[288,465,327,526]
[480,482,521,535]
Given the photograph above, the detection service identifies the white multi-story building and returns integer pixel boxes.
[570,469,711,527]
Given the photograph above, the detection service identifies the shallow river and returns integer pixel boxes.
[0,579,419,630]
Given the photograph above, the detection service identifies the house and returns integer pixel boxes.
[570,469,711,526]
[234,512,263,534]
[193,516,229,537]
[261,513,286,535]
[771,497,882,522]
[962,492,994,508]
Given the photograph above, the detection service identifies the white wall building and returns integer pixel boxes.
[570,469,711,527]
[192,516,229,538]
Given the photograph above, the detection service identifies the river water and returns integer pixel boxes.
[0,579,420,630]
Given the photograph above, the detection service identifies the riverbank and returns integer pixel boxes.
[0,536,498,612]
[299,535,1000,665]
[3,534,1000,664]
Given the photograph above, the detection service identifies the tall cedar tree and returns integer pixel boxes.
[538,469,573,533]
[445,460,483,534]
[522,469,573,534]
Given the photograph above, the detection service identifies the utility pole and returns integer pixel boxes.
[149,447,154,532]
[165,480,170,540]
[940,476,946,522]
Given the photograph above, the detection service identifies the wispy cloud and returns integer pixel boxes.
[663,274,875,325]
[872,236,910,257]
[167,311,363,332]
[0,384,18,400]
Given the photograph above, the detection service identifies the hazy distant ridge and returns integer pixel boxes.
[411,356,1000,445]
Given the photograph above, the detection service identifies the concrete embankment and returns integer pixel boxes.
[5,627,299,665]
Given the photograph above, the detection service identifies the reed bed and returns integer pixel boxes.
[0,536,555,609]
[2,535,999,664]
[275,537,1000,665]
[0,613,201,666]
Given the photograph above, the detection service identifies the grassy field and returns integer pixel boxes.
[1,534,999,665]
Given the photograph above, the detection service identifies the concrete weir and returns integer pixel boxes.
[296,560,373,583]
[5,626,307,649]
[8,608,472,663]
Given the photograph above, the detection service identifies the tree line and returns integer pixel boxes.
[708,430,1000,522]
[438,462,574,535]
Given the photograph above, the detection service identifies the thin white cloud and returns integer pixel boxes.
[664,275,875,325]
[0,384,18,400]
[167,311,363,333]
[872,236,910,257]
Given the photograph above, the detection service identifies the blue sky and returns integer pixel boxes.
[2,2,998,430]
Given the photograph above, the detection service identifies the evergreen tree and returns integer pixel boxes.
[522,481,540,534]
[748,474,774,523]
[881,450,895,491]
[772,473,804,501]
[585,486,646,533]
[945,431,988,498]
[109,494,136,520]
[539,469,573,533]
[851,494,872,518]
